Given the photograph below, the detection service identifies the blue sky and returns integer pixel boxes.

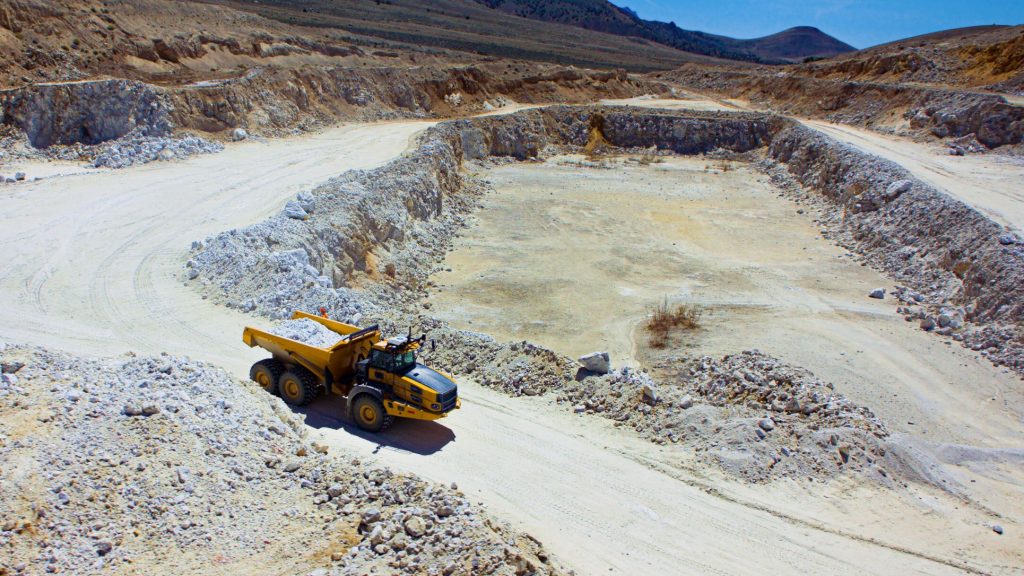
[616,0,1024,48]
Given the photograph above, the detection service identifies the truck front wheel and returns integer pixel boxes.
[352,395,393,433]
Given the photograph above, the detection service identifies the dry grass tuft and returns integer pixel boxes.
[646,299,703,348]
[636,152,665,165]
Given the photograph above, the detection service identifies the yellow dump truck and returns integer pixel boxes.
[243,311,459,432]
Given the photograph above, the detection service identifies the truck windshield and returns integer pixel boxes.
[394,351,415,372]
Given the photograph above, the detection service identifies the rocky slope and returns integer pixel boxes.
[0,344,563,575]
[658,64,1024,149]
[799,25,1024,92]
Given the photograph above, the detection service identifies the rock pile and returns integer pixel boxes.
[422,326,577,398]
[555,351,893,483]
[91,131,223,169]
[0,345,563,575]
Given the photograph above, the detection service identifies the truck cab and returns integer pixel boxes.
[351,335,459,430]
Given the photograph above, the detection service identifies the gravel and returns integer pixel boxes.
[0,345,563,575]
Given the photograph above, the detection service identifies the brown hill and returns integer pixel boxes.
[474,0,855,63]
[197,0,728,72]
[739,26,857,62]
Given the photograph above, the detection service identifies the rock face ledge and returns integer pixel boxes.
[0,79,171,148]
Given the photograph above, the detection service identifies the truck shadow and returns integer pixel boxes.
[293,394,456,456]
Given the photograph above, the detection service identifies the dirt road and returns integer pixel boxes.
[0,120,434,374]
[802,119,1024,232]
[307,379,983,576]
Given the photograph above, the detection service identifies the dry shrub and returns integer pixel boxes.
[646,299,703,348]
[583,114,615,158]
[636,152,665,166]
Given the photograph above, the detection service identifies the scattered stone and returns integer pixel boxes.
[403,515,426,538]
[1,361,24,374]
[231,128,249,141]
[362,508,382,524]
[758,417,775,432]
[884,180,911,200]
[296,191,316,214]
[578,351,611,374]
[283,200,308,220]
[641,383,659,405]
[868,288,885,299]
[920,317,936,331]
[992,524,1004,535]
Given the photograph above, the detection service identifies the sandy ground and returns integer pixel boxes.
[429,157,1023,570]
[600,94,742,112]
[1,108,1021,574]
[802,119,1024,232]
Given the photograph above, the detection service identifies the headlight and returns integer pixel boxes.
[431,403,441,411]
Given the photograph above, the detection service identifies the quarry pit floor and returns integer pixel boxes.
[429,154,1024,505]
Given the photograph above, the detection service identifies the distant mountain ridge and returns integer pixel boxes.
[474,0,856,63]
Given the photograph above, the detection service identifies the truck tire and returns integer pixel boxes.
[279,368,318,406]
[250,359,284,395]
[352,395,394,433]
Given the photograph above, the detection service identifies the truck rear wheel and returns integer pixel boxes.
[279,368,318,406]
[352,395,393,433]
[250,359,284,395]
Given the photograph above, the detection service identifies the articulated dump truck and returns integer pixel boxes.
[243,311,460,432]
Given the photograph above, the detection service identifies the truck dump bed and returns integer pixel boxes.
[242,311,379,383]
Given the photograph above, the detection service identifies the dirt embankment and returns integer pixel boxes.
[168,64,654,135]
[0,344,563,576]
[0,64,655,160]
[767,124,1024,369]
[658,65,1024,149]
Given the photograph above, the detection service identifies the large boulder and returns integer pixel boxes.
[578,351,611,374]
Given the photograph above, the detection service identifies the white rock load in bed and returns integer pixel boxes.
[271,318,340,348]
